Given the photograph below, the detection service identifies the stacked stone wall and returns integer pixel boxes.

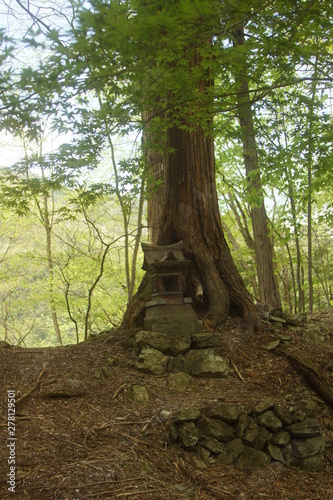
[169,402,326,470]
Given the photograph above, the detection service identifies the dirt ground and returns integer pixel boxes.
[1,310,333,499]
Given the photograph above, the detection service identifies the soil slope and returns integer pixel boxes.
[1,311,333,499]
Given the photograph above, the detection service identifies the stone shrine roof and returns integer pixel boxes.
[141,241,189,270]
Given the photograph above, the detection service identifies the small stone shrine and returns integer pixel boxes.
[141,241,201,334]
[124,241,229,377]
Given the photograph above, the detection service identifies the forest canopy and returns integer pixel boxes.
[0,0,332,346]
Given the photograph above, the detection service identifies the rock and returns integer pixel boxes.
[167,355,186,373]
[167,331,192,356]
[292,436,325,458]
[296,453,326,471]
[302,325,329,343]
[199,418,235,442]
[301,399,319,418]
[136,347,170,375]
[168,372,191,391]
[255,427,272,450]
[283,442,294,463]
[173,407,201,422]
[242,419,259,446]
[122,384,149,403]
[94,367,109,381]
[263,340,280,351]
[185,349,229,378]
[198,445,211,462]
[270,431,290,446]
[199,435,225,453]
[254,399,274,415]
[235,447,271,467]
[107,356,120,367]
[160,410,172,420]
[191,333,222,349]
[151,317,202,336]
[273,405,293,425]
[268,443,285,463]
[207,403,241,423]
[236,414,251,438]
[179,422,199,448]
[134,330,171,353]
[169,424,178,441]
[287,418,321,438]
[220,438,244,464]
[269,315,287,324]
[64,379,83,389]
[291,410,307,423]
[257,411,282,432]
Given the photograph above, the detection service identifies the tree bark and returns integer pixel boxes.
[125,38,259,331]
[233,26,282,311]
[125,111,259,331]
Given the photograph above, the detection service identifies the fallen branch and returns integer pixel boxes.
[274,346,333,409]
[231,361,245,382]
[16,363,48,405]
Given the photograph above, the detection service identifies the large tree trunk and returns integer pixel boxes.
[233,26,282,311]
[124,37,259,331]
[124,116,259,331]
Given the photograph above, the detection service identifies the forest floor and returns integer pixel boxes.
[1,309,333,499]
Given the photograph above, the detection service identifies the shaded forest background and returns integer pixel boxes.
[0,0,332,347]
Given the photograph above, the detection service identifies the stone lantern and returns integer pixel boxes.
[141,241,201,333]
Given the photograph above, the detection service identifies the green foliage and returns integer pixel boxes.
[0,0,333,340]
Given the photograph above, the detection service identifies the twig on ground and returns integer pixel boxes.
[16,363,48,405]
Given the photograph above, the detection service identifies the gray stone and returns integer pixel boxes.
[179,422,199,448]
[287,418,321,438]
[151,315,202,336]
[283,442,294,463]
[235,447,271,467]
[207,403,241,424]
[64,379,83,389]
[167,355,186,373]
[198,445,211,462]
[136,347,170,375]
[292,436,325,458]
[255,427,272,451]
[191,333,222,349]
[185,349,229,378]
[296,453,326,471]
[167,331,192,355]
[168,372,191,391]
[199,417,235,442]
[173,407,201,422]
[134,330,171,353]
[169,424,178,441]
[257,411,282,432]
[302,325,329,343]
[270,315,287,324]
[216,439,244,465]
[268,443,285,463]
[107,356,120,367]
[199,435,225,453]
[292,410,307,423]
[236,414,251,438]
[301,399,319,418]
[254,399,274,415]
[273,405,293,425]
[160,410,172,420]
[270,431,290,446]
[122,384,149,403]
[263,340,280,351]
[242,419,259,446]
